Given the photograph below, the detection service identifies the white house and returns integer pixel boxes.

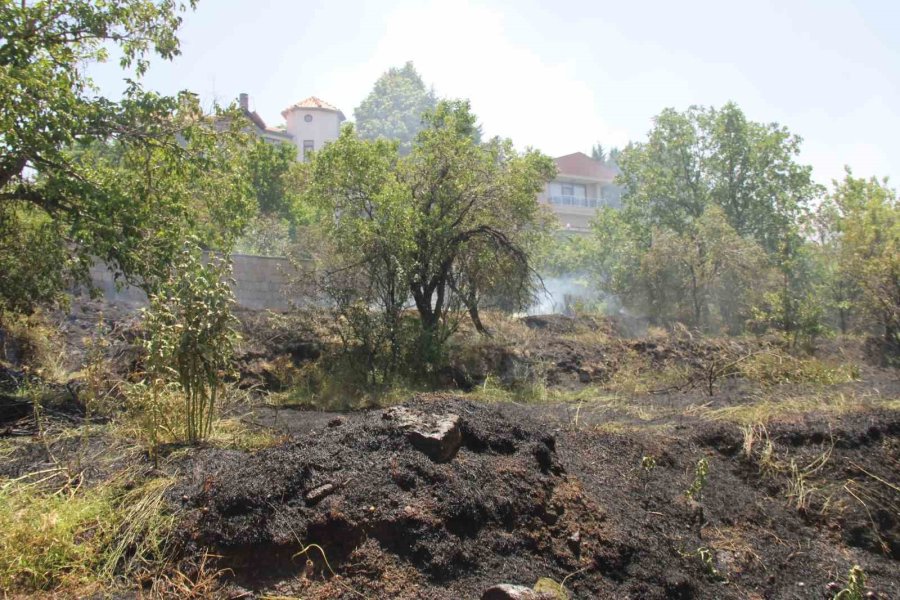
[239,93,346,161]
[537,152,623,233]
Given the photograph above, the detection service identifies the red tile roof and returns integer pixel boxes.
[554,152,617,181]
[282,96,346,120]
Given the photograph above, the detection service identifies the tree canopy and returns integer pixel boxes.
[593,103,822,333]
[0,0,254,313]
[303,100,556,377]
[820,170,899,357]
[353,61,439,155]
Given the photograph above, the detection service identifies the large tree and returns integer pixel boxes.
[0,0,253,313]
[595,103,822,333]
[353,62,439,155]
[823,170,899,358]
[304,100,555,376]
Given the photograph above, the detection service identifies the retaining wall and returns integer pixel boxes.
[84,254,305,311]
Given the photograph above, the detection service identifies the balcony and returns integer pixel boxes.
[548,195,606,209]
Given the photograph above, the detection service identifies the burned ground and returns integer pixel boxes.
[171,398,900,599]
[1,308,898,599]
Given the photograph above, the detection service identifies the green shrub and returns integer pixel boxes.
[143,243,239,444]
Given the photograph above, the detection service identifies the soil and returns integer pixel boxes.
[172,398,900,599]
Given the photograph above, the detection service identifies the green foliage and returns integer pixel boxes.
[303,100,555,384]
[822,170,899,358]
[594,103,823,334]
[0,0,254,313]
[686,457,709,502]
[0,476,174,592]
[234,213,293,256]
[0,205,69,314]
[245,139,300,218]
[535,232,598,277]
[353,61,440,155]
[143,243,239,444]
[833,565,866,600]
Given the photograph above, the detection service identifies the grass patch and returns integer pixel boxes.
[0,472,175,593]
[737,352,860,386]
[700,389,900,425]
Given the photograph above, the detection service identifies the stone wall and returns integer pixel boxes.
[84,254,306,311]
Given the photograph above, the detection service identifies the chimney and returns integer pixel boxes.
[239,93,249,111]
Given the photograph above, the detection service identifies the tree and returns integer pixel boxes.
[594,204,773,331]
[591,143,606,162]
[245,139,299,218]
[825,170,899,359]
[353,62,439,155]
[0,0,253,314]
[598,103,822,333]
[304,100,556,378]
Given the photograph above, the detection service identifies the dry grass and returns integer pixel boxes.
[0,469,175,594]
[698,389,900,426]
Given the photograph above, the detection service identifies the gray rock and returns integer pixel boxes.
[383,406,462,462]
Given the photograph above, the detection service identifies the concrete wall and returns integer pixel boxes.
[84,254,306,312]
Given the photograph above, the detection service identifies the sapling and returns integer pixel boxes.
[143,243,239,444]
[833,565,866,600]
[686,457,709,502]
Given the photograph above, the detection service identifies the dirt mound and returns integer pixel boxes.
[172,397,627,599]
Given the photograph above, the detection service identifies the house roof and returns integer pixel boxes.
[554,152,617,181]
[243,109,267,131]
[281,96,346,121]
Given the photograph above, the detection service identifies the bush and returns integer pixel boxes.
[143,244,239,444]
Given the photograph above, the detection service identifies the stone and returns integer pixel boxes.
[303,482,335,505]
[382,406,462,462]
[481,584,556,600]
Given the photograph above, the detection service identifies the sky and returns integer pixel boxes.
[89,0,900,186]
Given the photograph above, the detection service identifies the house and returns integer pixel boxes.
[239,93,346,161]
[537,152,623,233]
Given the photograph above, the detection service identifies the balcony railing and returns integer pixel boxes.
[548,195,607,208]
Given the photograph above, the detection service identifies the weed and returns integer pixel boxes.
[696,547,722,580]
[832,565,866,600]
[0,309,68,383]
[686,457,710,502]
[701,389,899,425]
[676,545,725,581]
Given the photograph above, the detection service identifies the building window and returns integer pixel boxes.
[304,114,313,123]
[303,139,314,161]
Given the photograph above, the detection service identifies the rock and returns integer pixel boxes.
[382,406,462,462]
[303,482,336,505]
[482,584,556,600]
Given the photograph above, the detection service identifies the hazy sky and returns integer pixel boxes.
[89,0,900,186]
